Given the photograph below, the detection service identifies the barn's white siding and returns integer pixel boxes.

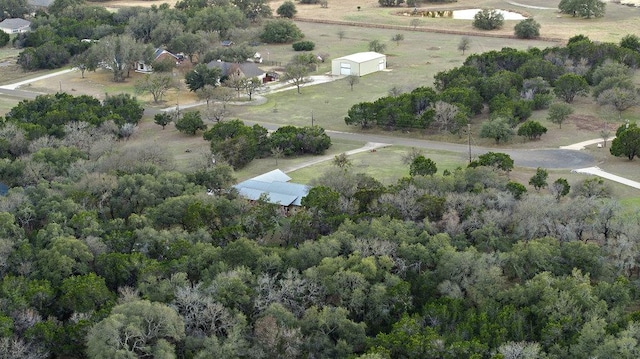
[331,52,386,77]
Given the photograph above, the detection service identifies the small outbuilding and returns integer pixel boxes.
[331,51,386,77]
[0,18,31,34]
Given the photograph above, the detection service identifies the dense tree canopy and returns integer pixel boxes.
[260,19,303,43]
[559,0,606,18]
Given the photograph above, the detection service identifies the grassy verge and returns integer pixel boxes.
[235,139,364,182]
[288,145,468,185]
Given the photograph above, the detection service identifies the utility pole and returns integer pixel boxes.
[468,123,472,164]
[311,111,314,127]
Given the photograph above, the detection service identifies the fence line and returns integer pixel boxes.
[294,17,564,43]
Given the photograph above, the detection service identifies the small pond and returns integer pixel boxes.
[401,8,527,20]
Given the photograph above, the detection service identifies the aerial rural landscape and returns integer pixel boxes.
[1,0,640,357]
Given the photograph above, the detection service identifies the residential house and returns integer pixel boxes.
[135,48,184,73]
[206,60,266,82]
[0,18,31,34]
[233,169,310,214]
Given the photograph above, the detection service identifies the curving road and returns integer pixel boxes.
[324,130,596,169]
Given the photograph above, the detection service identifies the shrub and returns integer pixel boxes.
[473,9,504,30]
[175,111,206,135]
[514,18,540,39]
[292,40,315,51]
[277,0,297,18]
[0,32,9,47]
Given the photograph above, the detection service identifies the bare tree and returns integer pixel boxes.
[434,100,460,132]
[0,337,48,359]
[391,33,405,46]
[458,36,471,55]
[337,30,346,40]
[282,63,310,94]
[346,75,359,91]
[332,153,352,170]
[410,18,422,29]
[597,87,639,120]
[134,73,177,103]
[401,147,424,165]
[271,147,284,165]
[196,84,218,108]
[204,104,226,123]
[211,86,236,110]
[224,73,247,98]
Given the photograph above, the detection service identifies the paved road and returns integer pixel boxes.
[324,130,596,169]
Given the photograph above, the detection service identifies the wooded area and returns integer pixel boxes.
[2,0,640,357]
[1,90,640,358]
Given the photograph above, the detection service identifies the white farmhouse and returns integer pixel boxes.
[331,52,386,77]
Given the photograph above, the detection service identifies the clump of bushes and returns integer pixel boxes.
[292,40,315,51]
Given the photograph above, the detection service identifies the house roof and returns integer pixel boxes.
[206,60,265,78]
[233,169,310,206]
[0,18,31,29]
[154,48,180,61]
[334,51,386,63]
[251,169,291,183]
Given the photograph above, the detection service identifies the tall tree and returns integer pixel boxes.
[458,36,471,55]
[610,125,640,160]
[547,102,574,128]
[0,0,31,20]
[282,63,310,94]
[169,32,206,63]
[93,35,143,82]
[479,117,514,144]
[597,87,638,120]
[135,74,177,103]
[559,0,606,18]
[86,300,185,359]
[185,64,221,92]
[553,73,589,103]
[232,0,272,22]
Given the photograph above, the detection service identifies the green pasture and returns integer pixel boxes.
[0,48,20,59]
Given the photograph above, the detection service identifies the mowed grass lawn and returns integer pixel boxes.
[288,145,467,185]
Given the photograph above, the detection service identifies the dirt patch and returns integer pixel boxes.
[570,114,606,132]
